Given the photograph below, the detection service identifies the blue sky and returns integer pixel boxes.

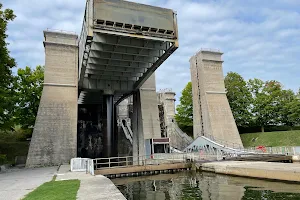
[3,0,300,102]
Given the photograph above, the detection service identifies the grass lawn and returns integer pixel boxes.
[240,130,300,147]
[23,180,80,200]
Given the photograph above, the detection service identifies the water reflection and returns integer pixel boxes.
[113,172,300,200]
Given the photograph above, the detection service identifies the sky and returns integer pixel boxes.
[3,0,300,103]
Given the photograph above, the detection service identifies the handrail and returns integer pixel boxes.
[93,151,229,170]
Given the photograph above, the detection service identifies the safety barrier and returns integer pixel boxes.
[70,158,90,172]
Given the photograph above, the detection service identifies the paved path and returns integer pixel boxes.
[0,166,58,200]
[200,161,300,182]
[56,165,126,200]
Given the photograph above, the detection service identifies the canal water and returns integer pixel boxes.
[113,171,300,200]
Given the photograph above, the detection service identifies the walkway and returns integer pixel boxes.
[56,165,126,200]
[0,166,57,200]
[199,161,300,182]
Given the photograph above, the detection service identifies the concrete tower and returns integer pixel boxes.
[26,31,78,167]
[157,89,193,150]
[190,50,243,147]
[157,89,176,134]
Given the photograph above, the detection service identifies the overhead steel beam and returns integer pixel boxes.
[94,29,176,43]
[87,75,137,81]
[115,92,134,106]
[82,78,135,91]
[93,33,170,50]
[78,43,92,88]
[86,69,142,78]
[87,61,148,69]
[133,42,178,89]
[87,58,150,69]
[87,64,147,73]
[91,41,165,57]
[88,54,155,64]
[89,48,159,63]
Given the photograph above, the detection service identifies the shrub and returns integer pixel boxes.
[0,154,7,165]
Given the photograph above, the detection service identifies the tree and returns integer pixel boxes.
[279,88,300,128]
[175,82,193,135]
[0,4,16,129]
[287,99,300,127]
[13,66,44,130]
[248,79,283,132]
[278,89,297,128]
[224,72,252,127]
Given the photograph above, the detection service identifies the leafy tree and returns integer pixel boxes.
[224,72,252,127]
[278,89,297,128]
[248,79,283,132]
[289,99,300,126]
[0,4,16,129]
[282,94,300,128]
[175,82,193,135]
[13,66,44,130]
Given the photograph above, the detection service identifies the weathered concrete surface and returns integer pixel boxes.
[0,166,57,200]
[26,31,78,167]
[190,50,243,147]
[132,74,161,160]
[56,165,126,200]
[201,161,300,182]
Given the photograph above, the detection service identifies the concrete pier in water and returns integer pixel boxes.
[199,161,300,182]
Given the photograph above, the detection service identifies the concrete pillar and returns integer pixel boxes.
[26,31,78,167]
[132,73,161,162]
[132,91,143,164]
[113,104,118,157]
[190,50,243,147]
[103,95,114,158]
[161,91,176,133]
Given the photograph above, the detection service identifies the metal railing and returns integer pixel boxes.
[76,146,300,176]
[245,146,296,155]
[93,150,232,171]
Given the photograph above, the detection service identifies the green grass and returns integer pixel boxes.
[240,130,300,147]
[23,180,80,200]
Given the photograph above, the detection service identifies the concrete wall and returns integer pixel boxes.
[26,31,78,167]
[138,74,161,140]
[190,50,243,147]
[132,74,161,160]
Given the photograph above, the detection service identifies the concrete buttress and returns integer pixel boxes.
[132,74,161,162]
[190,50,243,147]
[26,31,78,167]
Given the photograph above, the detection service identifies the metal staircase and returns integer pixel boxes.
[117,118,133,144]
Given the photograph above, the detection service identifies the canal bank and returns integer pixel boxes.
[56,165,126,200]
[198,161,300,182]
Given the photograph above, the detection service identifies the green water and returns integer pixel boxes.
[113,172,300,200]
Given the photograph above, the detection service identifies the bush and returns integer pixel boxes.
[0,154,7,165]
[15,128,33,141]
[0,141,29,164]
